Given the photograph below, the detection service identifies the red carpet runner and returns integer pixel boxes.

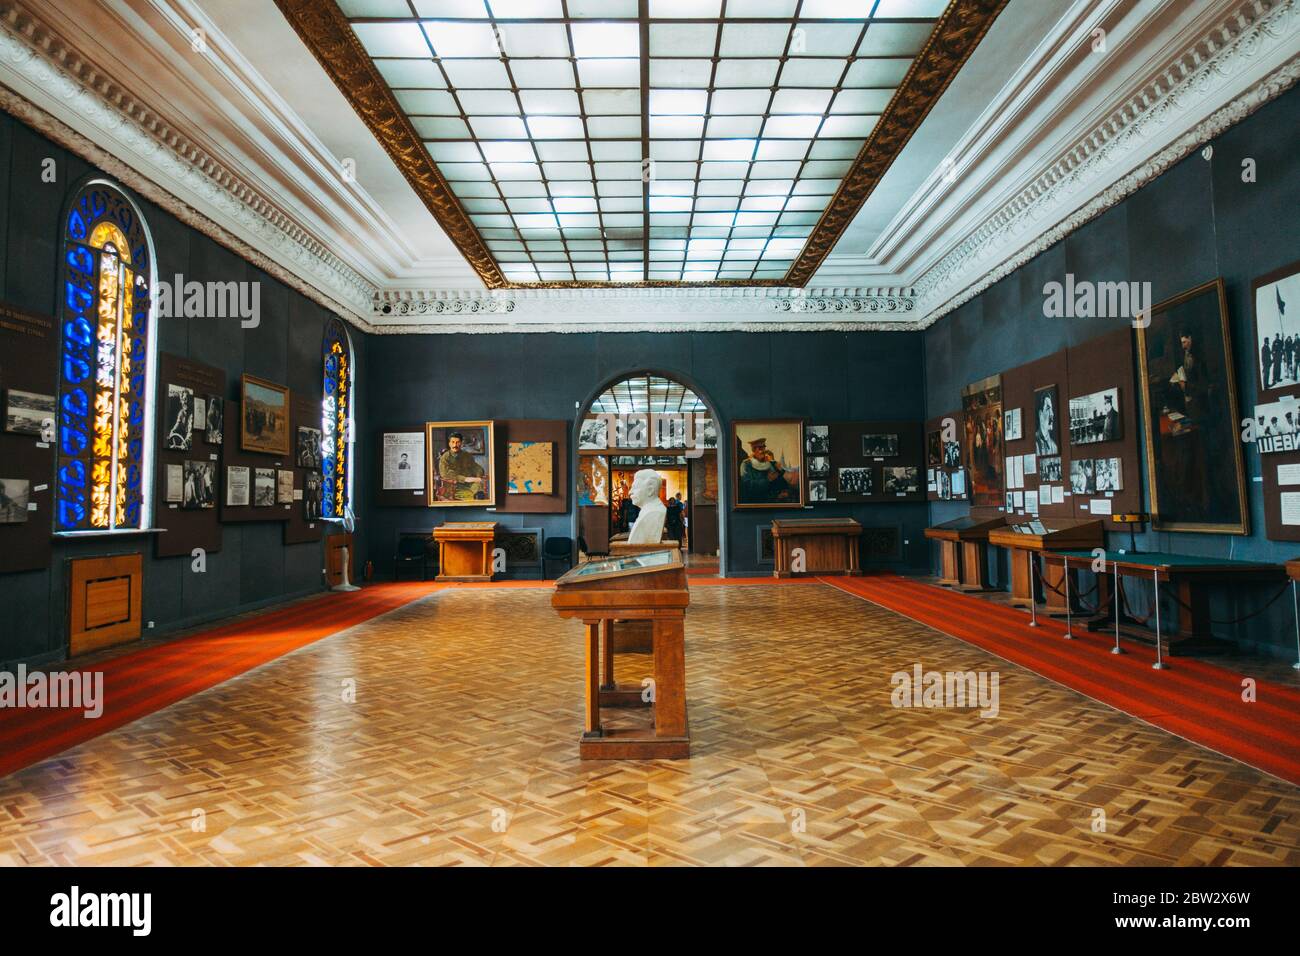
[0,581,439,779]
[825,573,1300,786]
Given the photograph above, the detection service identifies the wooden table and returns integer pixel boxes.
[433,521,498,582]
[770,517,862,578]
[551,549,690,759]
[924,515,1005,589]
[1047,550,1284,658]
[988,519,1103,611]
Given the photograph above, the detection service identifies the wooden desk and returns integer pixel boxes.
[924,516,1005,590]
[988,519,1103,611]
[770,517,862,578]
[1047,550,1284,655]
[552,549,689,759]
[434,521,498,582]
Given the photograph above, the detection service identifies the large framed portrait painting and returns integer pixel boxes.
[960,374,1004,508]
[732,419,803,508]
[1137,278,1248,533]
[426,420,495,506]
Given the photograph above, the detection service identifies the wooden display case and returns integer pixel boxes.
[770,517,863,578]
[551,549,690,759]
[988,518,1104,610]
[434,521,498,582]
[924,515,1006,590]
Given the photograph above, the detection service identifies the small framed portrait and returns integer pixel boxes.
[240,374,291,456]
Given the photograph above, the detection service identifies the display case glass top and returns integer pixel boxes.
[556,549,681,586]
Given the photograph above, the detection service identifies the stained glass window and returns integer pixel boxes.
[56,180,155,533]
[321,317,354,521]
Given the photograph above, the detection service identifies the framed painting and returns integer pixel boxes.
[507,440,554,494]
[1136,278,1248,534]
[426,420,495,506]
[732,419,804,509]
[240,374,291,456]
[577,454,609,506]
[960,374,1004,508]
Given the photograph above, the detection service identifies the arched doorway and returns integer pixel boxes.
[574,371,724,575]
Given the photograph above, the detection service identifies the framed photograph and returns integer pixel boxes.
[577,455,609,506]
[381,431,423,490]
[861,433,899,457]
[1004,407,1023,441]
[1070,458,1095,495]
[1034,385,1060,457]
[1068,388,1121,445]
[578,416,608,450]
[304,472,322,520]
[226,466,250,507]
[837,466,873,496]
[182,460,215,510]
[3,389,56,439]
[882,466,919,494]
[697,417,718,449]
[961,374,1004,509]
[507,440,554,494]
[615,413,649,449]
[1136,278,1248,533]
[277,469,296,504]
[205,395,224,445]
[240,374,291,456]
[426,420,495,506]
[733,419,804,508]
[942,440,961,468]
[938,471,952,500]
[193,396,207,432]
[1254,398,1300,454]
[165,463,183,503]
[805,425,830,456]
[926,430,941,467]
[297,426,323,470]
[1039,456,1063,483]
[809,479,833,502]
[253,467,276,507]
[807,454,830,479]
[1095,457,1123,492]
[165,384,194,451]
[0,478,30,523]
[1252,258,1300,392]
[654,414,686,449]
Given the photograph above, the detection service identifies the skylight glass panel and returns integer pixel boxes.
[649,24,719,57]
[527,116,585,139]
[498,23,571,58]
[422,22,500,58]
[719,23,792,57]
[399,89,459,114]
[570,23,640,59]
[414,1,488,18]
[352,23,431,58]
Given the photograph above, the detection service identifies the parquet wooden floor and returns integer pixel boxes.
[1,583,1297,866]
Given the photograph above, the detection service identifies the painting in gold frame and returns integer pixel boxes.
[1136,278,1248,534]
[425,420,495,507]
[240,374,291,456]
[732,419,804,509]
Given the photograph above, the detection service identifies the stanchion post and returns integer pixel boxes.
[1292,580,1300,671]
[1152,568,1166,670]
[1110,560,1124,655]
[1063,555,1073,639]
[1028,554,1038,628]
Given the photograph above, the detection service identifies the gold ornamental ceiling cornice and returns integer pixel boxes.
[276,0,1007,291]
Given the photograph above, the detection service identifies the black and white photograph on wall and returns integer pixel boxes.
[1004,407,1023,441]
[297,426,322,469]
[1039,456,1063,483]
[882,466,919,494]
[382,431,424,489]
[165,463,183,503]
[1254,264,1300,389]
[943,440,961,468]
[205,395,224,445]
[1254,398,1300,454]
[1069,458,1095,495]
[254,467,276,507]
[926,430,941,466]
[838,467,873,496]
[166,384,194,451]
[304,471,322,520]
[807,454,830,479]
[193,395,207,432]
[226,465,250,507]
[654,414,686,449]
[1005,491,1014,512]
[277,469,295,504]
[805,425,829,456]
[1069,388,1121,444]
[861,433,899,457]
[1095,457,1123,492]
[938,470,952,500]
[578,416,608,450]
[615,413,649,448]
[4,388,55,438]
[0,478,30,523]
[182,460,214,509]
[809,479,833,502]
[1034,385,1060,456]
[697,417,718,449]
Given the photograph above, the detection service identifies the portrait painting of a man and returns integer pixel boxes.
[732,420,803,508]
[426,421,495,506]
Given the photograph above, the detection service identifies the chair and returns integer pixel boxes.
[577,535,608,562]
[394,531,433,580]
[543,536,574,578]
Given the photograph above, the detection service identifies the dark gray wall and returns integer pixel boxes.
[359,330,929,576]
[0,113,361,669]
[924,85,1300,655]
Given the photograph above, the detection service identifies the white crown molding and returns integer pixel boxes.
[911,0,1300,326]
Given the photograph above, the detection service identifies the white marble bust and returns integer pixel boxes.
[626,468,667,544]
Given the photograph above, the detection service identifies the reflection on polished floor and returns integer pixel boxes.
[1,583,1296,867]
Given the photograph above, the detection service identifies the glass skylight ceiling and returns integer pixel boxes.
[588,374,708,414]
[340,0,948,285]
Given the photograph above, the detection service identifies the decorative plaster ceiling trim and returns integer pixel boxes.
[369,316,922,335]
[0,2,379,329]
[914,0,1300,327]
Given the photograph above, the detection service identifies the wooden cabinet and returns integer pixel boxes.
[68,554,143,656]
[434,521,498,582]
[924,516,1005,590]
[989,519,1104,610]
[770,517,862,578]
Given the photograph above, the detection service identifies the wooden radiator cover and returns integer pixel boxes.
[68,553,143,656]
[325,532,355,587]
